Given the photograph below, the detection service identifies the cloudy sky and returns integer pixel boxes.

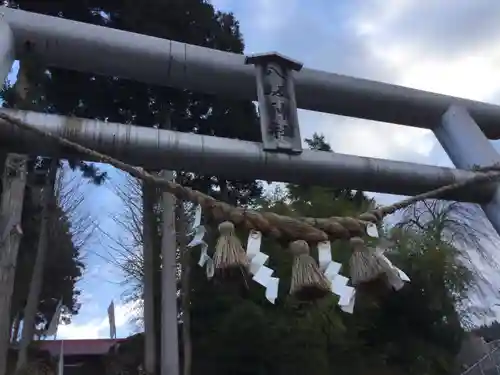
[7,0,500,339]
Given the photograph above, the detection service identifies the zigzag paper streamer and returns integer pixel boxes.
[340,289,356,314]
[366,223,379,238]
[317,241,356,314]
[188,205,214,279]
[246,230,279,304]
[375,247,410,290]
[193,204,202,229]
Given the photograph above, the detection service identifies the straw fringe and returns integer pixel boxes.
[289,240,331,300]
[213,221,249,271]
[349,237,388,286]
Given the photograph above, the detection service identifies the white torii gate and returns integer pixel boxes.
[2,7,500,375]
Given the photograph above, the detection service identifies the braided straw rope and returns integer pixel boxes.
[0,112,498,243]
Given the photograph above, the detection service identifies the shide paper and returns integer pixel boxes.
[375,247,410,290]
[317,241,356,314]
[246,230,279,304]
[188,205,213,279]
[365,223,411,291]
[185,206,409,310]
[366,223,379,238]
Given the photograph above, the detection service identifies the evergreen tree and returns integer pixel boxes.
[4,0,262,205]
[474,321,500,342]
[8,168,85,341]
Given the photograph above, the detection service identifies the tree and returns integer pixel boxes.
[0,53,102,341]
[5,0,262,206]
[0,153,27,375]
[9,164,87,341]
[474,321,500,342]
[16,157,58,370]
[10,164,89,335]
[4,4,262,371]
[396,199,496,323]
[288,133,374,208]
[0,58,41,375]
[5,3,264,373]
[0,57,103,371]
[351,227,469,375]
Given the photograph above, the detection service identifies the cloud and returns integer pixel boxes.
[211,0,441,162]
[206,0,500,323]
[298,111,436,162]
[57,300,139,339]
[359,0,500,60]
[216,0,500,165]
[355,0,500,100]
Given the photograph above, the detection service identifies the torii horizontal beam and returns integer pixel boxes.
[0,109,493,203]
[2,7,500,139]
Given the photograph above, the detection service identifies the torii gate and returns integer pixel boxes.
[1,6,500,375]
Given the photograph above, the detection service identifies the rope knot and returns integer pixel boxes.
[350,236,365,250]
[289,240,310,257]
[218,221,235,235]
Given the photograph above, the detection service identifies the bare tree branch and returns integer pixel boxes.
[395,199,499,323]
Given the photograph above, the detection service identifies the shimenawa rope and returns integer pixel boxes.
[0,111,497,243]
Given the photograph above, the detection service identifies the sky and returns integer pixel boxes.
[6,0,500,338]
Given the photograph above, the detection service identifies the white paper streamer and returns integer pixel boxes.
[366,223,379,238]
[193,204,202,230]
[317,241,356,314]
[253,265,274,287]
[188,226,206,248]
[340,288,356,314]
[245,231,279,304]
[374,248,411,290]
[324,261,342,280]
[331,274,348,293]
[188,205,214,279]
[197,242,209,267]
[249,252,269,275]
[318,241,343,283]
[398,269,410,282]
[265,277,279,304]
[386,268,405,291]
[338,285,355,306]
[317,241,332,271]
[246,230,262,260]
[206,257,215,279]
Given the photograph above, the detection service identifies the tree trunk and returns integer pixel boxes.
[0,154,27,375]
[16,158,58,371]
[142,181,158,375]
[177,203,191,375]
[0,58,37,375]
[160,170,179,375]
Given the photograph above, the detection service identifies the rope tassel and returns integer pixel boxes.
[213,221,249,276]
[349,237,388,286]
[289,240,331,300]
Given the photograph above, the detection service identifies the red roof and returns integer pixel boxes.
[36,339,125,356]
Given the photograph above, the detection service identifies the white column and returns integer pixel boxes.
[0,17,14,82]
[434,105,500,235]
[160,169,180,375]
